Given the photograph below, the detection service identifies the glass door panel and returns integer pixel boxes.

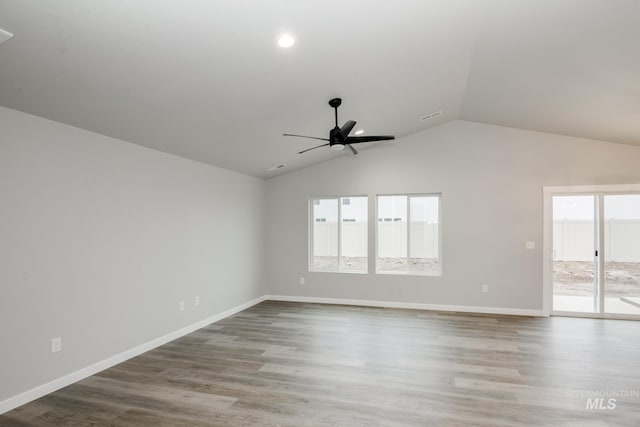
[603,195,640,316]
[552,196,597,313]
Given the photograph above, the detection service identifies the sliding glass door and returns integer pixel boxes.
[603,195,640,316]
[552,196,598,313]
[552,193,640,318]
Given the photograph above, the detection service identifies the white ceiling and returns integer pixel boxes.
[0,0,638,178]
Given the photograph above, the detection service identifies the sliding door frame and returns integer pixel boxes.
[543,184,640,319]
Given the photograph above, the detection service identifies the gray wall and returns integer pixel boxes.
[265,121,640,310]
[0,106,265,401]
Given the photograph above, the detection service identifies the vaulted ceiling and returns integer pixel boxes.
[0,0,639,178]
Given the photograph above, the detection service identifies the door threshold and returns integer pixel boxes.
[552,311,640,321]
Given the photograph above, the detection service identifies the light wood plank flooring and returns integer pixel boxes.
[2,301,640,426]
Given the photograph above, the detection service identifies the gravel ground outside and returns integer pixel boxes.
[554,261,640,297]
[312,257,439,273]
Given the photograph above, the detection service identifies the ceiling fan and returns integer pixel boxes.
[283,98,395,155]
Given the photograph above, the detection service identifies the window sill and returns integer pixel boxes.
[376,270,442,277]
[308,269,369,275]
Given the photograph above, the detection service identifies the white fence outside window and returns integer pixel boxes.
[314,221,438,258]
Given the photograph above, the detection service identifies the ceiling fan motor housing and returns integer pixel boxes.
[329,126,347,150]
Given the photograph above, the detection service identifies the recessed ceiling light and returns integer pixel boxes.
[354,129,364,135]
[277,33,295,48]
[0,28,13,45]
[268,163,287,171]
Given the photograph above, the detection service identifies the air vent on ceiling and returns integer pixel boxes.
[0,28,14,45]
[420,110,442,121]
[268,163,287,171]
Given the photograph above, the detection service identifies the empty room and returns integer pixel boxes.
[1,1,640,426]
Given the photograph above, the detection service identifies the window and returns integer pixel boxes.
[310,196,368,273]
[376,194,441,275]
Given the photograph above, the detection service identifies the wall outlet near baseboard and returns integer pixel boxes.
[299,277,305,285]
[526,241,536,250]
[51,337,62,354]
[482,284,489,293]
[179,300,185,311]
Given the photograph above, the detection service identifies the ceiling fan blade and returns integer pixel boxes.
[283,133,330,142]
[345,135,395,144]
[297,143,330,154]
[346,144,358,155]
[339,120,357,139]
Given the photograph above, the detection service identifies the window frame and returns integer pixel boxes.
[375,193,442,276]
[308,195,369,274]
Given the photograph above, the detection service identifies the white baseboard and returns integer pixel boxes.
[0,295,266,415]
[265,295,545,317]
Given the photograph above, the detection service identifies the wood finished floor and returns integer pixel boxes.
[2,301,640,426]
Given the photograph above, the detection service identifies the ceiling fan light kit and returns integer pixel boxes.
[283,97,395,155]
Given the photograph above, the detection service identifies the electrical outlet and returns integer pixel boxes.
[51,337,62,354]
[179,300,185,311]
[526,241,536,250]
[195,296,200,306]
[299,277,305,285]
[482,284,489,293]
